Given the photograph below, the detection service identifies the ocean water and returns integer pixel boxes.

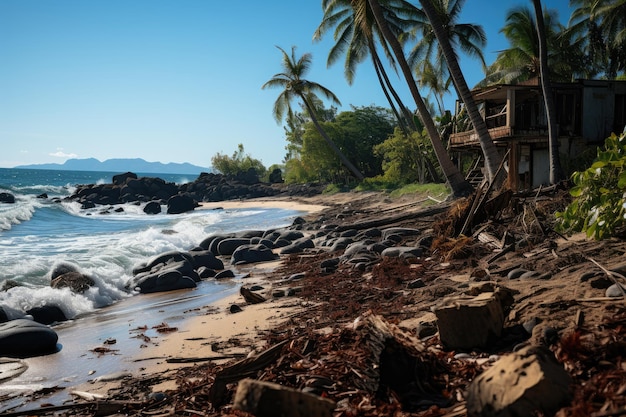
[0,168,302,321]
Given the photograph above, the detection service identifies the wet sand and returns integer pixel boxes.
[0,198,327,412]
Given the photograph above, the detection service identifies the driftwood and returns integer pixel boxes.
[331,203,450,233]
[240,286,266,304]
[208,339,289,406]
[433,289,506,350]
[166,353,245,363]
[233,378,336,417]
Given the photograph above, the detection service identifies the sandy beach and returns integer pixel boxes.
[3,189,626,416]
[0,196,333,411]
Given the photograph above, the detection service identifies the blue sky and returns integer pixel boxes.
[0,0,573,169]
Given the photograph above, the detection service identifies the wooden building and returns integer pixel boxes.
[449,79,626,190]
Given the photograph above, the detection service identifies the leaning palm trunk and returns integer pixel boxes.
[419,0,502,183]
[301,96,365,180]
[532,0,563,184]
[370,44,418,132]
[367,0,471,197]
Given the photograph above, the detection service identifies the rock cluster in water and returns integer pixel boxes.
[65,169,296,213]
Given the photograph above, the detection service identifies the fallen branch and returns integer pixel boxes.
[166,354,245,363]
[208,339,289,406]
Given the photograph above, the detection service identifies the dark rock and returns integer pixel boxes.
[507,268,529,279]
[208,235,233,254]
[166,194,197,214]
[0,319,59,356]
[381,246,423,258]
[272,238,291,248]
[320,258,341,269]
[339,229,358,238]
[50,271,95,293]
[197,266,217,279]
[143,251,193,272]
[277,230,304,242]
[342,242,373,259]
[268,168,284,183]
[0,192,15,204]
[215,269,236,279]
[236,230,265,239]
[250,237,275,248]
[363,228,382,238]
[189,250,224,270]
[143,201,162,214]
[232,244,279,265]
[292,216,306,225]
[49,262,80,280]
[26,305,68,325]
[329,237,353,252]
[37,193,48,199]
[217,238,252,256]
[381,227,420,240]
[229,304,243,314]
[112,172,138,186]
[131,270,197,294]
[235,168,260,185]
[280,238,315,255]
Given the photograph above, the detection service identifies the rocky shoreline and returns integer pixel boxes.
[2,181,626,416]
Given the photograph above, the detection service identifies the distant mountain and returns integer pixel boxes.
[15,158,212,175]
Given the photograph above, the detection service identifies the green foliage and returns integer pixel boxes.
[373,128,438,184]
[211,144,267,177]
[388,183,449,199]
[322,184,345,194]
[556,132,626,239]
[284,105,395,183]
[355,179,448,196]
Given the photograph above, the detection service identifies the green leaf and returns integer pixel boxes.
[618,172,626,189]
[569,186,583,197]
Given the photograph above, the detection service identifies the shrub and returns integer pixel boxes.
[555,132,626,239]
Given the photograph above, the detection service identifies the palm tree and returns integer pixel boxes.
[262,46,364,180]
[479,6,597,87]
[408,0,487,96]
[569,0,626,79]
[417,0,502,184]
[314,0,419,133]
[367,0,472,196]
[533,0,563,184]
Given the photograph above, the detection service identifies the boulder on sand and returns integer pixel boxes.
[0,319,59,356]
[131,270,197,294]
[231,244,279,265]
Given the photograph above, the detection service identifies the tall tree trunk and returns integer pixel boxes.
[532,0,563,184]
[418,0,502,184]
[370,44,418,132]
[367,0,472,197]
[371,48,409,134]
[301,95,365,180]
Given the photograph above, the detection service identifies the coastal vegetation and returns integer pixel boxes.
[213,0,625,236]
[556,131,626,240]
